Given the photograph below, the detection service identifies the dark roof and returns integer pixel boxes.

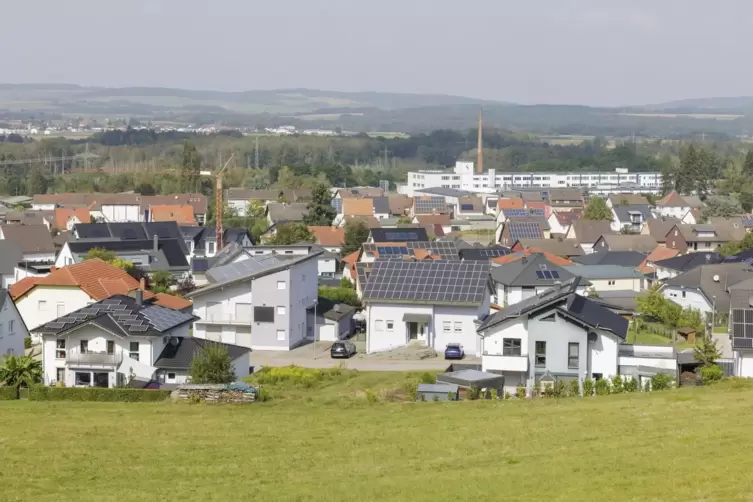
[458,246,512,261]
[664,263,753,313]
[317,297,357,321]
[31,294,197,336]
[153,337,250,370]
[370,227,429,243]
[572,251,647,268]
[67,239,189,270]
[654,252,722,272]
[593,234,657,253]
[490,253,585,287]
[0,224,55,254]
[612,204,654,223]
[0,240,24,274]
[645,218,681,242]
[371,196,390,214]
[74,221,183,241]
[362,259,490,306]
[478,278,627,338]
[723,248,753,265]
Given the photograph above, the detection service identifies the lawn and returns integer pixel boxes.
[3,373,753,501]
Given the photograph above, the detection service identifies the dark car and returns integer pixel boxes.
[331,340,357,359]
[444,343,465,360]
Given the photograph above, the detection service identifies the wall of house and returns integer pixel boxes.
[736,351,753,377]
[318,257,337,277]
[367,302,434,353]
[22,252,56,263]
[655,266,680,281]
[102,204,141,222]
[587,277,642,292]
[590,328,620,378]
[192,280,253,347]
[662,286,711,314]
[0,293,27,357]
[528,313,588,378]
[665,229,688,253]
[55,244,76,267]
[657,206,688,219]
[580,243,595,254]
[19,286,92,341]
[433,304,485,356]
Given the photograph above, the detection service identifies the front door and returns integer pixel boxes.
[408,322,419,340]
[93,372,110,388]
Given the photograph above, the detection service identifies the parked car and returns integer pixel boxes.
[331,340,357,359]
[444,343,465,360]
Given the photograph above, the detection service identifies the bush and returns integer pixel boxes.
[515,385,526,399]
[595,378,610,396]
[253,366,345,387]
[419,372,435,384]
[255,386,270,402]
[466,385,481,400]
[569,379,580,397]
[623,378,638,393]
[28,386,171,402]
[700,365,724,385]
[0,386,18,400]
[553,380,567,398]
[365,389,380,404]
[651,373,673,391]
[610,375,624,394]
[582,378,595,396]
[680,371,698,387]
[24,337,32,350]
[490,388,498,400]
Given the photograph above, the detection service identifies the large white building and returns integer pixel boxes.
[399,162,663,197]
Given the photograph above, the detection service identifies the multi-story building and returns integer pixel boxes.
[399,162,663,197]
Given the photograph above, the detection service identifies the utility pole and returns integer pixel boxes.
[477,108,484,174]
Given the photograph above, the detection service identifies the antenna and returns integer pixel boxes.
[477,108,483,174]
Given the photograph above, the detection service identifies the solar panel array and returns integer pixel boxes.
[356,262,370,287]
[407,241,460,259]
[732,308,753,349]
[384,231,419,241]
[535,270,560,280]
[460,203,474,211]
[508,222,544,242]
[362,260,490,305]
[141,305,195,332]
[502,208,545,218]
[414,196,447,214]
[206,254,283,283]
[331,198,343,214]
[476,247,511,258]
[377,246,410,256]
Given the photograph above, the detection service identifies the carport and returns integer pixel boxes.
[436,369,505,398]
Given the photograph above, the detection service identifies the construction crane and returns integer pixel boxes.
[201,154,235,250]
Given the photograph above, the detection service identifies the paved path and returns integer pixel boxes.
[712,332,733,359]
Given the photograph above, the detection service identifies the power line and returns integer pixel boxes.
[0,152,98,167]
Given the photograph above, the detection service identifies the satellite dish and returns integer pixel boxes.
[170,337,179,346]
[713,274,720,282]
[587,331,598,343]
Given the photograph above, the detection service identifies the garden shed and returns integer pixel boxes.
[436,369,505,398]
[676,327,696,344]
[417,383,459,401]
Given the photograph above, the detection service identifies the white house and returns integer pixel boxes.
[476,278,630,394]
[31,293,225,388]
[188,252,321,351]
[362,260,491,354]
[730,290,753,378]
[662,263,753,316]
[563,265,645,293]
[0,289,29,357]
[654,191,692,219]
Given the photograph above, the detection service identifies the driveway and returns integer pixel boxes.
[711,332,733,359]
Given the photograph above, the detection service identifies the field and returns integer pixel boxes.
[2,371,753,501]
[618,112,744,120]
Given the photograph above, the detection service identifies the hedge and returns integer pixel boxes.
[0,386,18,400]
[29,386,172,402]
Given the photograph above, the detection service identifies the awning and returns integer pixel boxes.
[403,313,431,323]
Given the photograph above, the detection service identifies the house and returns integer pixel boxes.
[4,210,54,228]
[151,337,251,385]
[642,218,681,247]
[225,188,282,216]
[563,264,645,292]
[412,196,448,216]
[492,249,573,267]
[458,246,511,261]
[682,208,702,225]
[490,253,588,306]
[97,194,142,222]
[182,226,253,259]
[362,260,490,354]
[498,208,546,225]
[636,247,681,275]
[547,188,584,211]
[148,205,195,225]
[729,290,753,377]
[368,227,429,243]
[654,191,693,219]
[307,226,345,253]
[10,259,191,342]
[499,220,544,247]
[572,251,647,268]
[497,198,525,212]
[413,213,452,231]
[653,252,722,280]
[547,210,582,235]
[664,222,742,254]
[454,196,485,218]
[0,289,28,357]
[565,219,614,254]
[54,207,90,232]
[610,204,653,233]
[511,238,585,258]
[476,278,629,394]
[334,197,391,226]
[607,194,649,207]
[341,250,360,283]
[265,203,308,228]
[188,252,321,351]
[387,194,413,217]
[661,263,753,315]
[32,294,208,388]
[0,224,56,263]
[216,244,338,278]
[0,241,24,288]
[592,234,657,254]
[316,298,356,342]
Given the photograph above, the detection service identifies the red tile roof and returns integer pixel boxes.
[149,204,195,224]
[492,249,573,267]
[307,226,345,247]
[498,198,525,210]
[54,206,90,230]
[637,246,680,273]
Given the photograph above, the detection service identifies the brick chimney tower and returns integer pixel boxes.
[477,108,483,174]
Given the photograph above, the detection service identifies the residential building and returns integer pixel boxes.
[636,247,681,275]
[511,238,585,258]
[54,207,90,232]
[32,294,216,388]
[0,289,28,357]
[362,260,490,354]
[661,263,753,315]
[0,241,24,288]
[593,234,657,254]
[148,205,195,225]
[499,220,545,246]
[547,210,582,236]
[182,226,253,259]
[572,250,647,268]
[4,210,54,228]
[458,246,512,261]
[564,264,644,292]
[682,208,702,225]
[151,337,251,385]
[642,218,681,247]
[387,194,413,217]
[610,204,653,233]
[476,278,629,393]
[492,249,574,267]
[490,253,588,305]
[654,191,694,219]
[548,188,584,211]
[265,203,308,228]
[188,252,321,351]
[316,298,356,342]
[664,223,742,254]
[565,219,614,254]
[454,196,486,218]
[216,244,338,278]
[368,227,429,243]
[0,224,56,263]
[307,226,345,253]
[607,194,649,207]
[226,188,311,217]
[653,252,722,280]
[729,290,753,377]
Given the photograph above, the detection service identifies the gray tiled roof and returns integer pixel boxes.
[371,196,391,215]
[154,337,250,370]
[664,263,753,313]
[612,204,654,223]
[1,224,55,254]
[0,240,24,274]
[571,219,614,244]
[594,234,657,253]
[490,253,584,287]
[572,251,647,267]
[266,203,308,223]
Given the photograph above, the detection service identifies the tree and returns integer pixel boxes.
[84,249,135,273]
[27,166,48,196]
[318,286,361,307]
[397,216,413,225]
[700,196,742,223]
[0,355,42,397]
[341,220,370,256]
[619,225,637,235]
[149,270,175,294]
[694,336,722,367]
[303,183,336,226]
[276,166,298,189]
[247,200,266,220]
[180,141,201,192]
[743,150,753,177]
[189,343,236,384]
[268,223,314,245]
[583,197,613,221]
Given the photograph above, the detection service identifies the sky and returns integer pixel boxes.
[4,0,753,106]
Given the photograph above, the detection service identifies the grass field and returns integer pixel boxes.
[2,371,753,501]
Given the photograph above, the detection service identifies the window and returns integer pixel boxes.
[681,291,686,299]
[38,300,47,311]
[56,368,65,383]
[568,342,579,369]
[443,321,451,333]
[129,342,139,361]
[277,281,286,290]
[535,341,546,367]
[503,338,522,356]
[276,329,286,341]
[375,320,384,332]
[277,306,286,316]
[454,322,463,333]
[75,372,91,386]
[80,340,88,353]
[106,341,115,355]
[386,321,394,332]
[57,302,65,317]
[8,320,14,333]
[167,372,176,381]
[56,340,66,359]
[608,280,616,286]
[207,241,216,254]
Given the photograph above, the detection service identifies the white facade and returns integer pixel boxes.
[734,351,753,378]
[403,162,662,197]
[17,286,93,343]
[656,205,690,219]
[662,286,711,314]
[0,293,28,357]
[494,284,588,306]
[191,281,254,348]
[101,203,141,222]
[577,277,643,293]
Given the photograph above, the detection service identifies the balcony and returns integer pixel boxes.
[482,352,529,372]
[196,314,253,326]
[66,348,122,368]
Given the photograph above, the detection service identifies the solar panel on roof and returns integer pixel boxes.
[415,196,447,214]
[461,204,474,211]
[385,231,418,241]
[331,199,343,214]
[508,222,544,242]
[377,246,409,256]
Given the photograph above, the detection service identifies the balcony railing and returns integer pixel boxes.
[197,314,253,325]
[66,348,122,367]
[482,352,529,372]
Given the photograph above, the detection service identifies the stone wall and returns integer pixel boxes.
[172,384,256,404]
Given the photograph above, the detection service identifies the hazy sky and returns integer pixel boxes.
[4,0,753,106]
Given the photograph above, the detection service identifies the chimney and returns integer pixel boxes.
[139,277,146,290]
[153,233,158,252]
[477,108,483,174]
[135,288,143,305]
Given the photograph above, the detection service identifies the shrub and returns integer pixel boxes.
[0,386,18,400]
[515,385,526,399]
[28,386,171,402]
[569,379,580,397]
[623,378,638,393]
[253,366,346,387]
[490,388,498,400]
[643,379,651,392]
[610,375,624,394]
[552,380,567,398]
[582,378,595,396]
[255,386,270,402]
[466,385,481,400]
[651,373,673,391]
[365,389,380,404]
[419,372,435,384]
[595,378,610,396]
[189,342,236,384]
[504,392,512,400]
[680,371,698,387]
[700,365,724,385]
[24,337,32,349]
